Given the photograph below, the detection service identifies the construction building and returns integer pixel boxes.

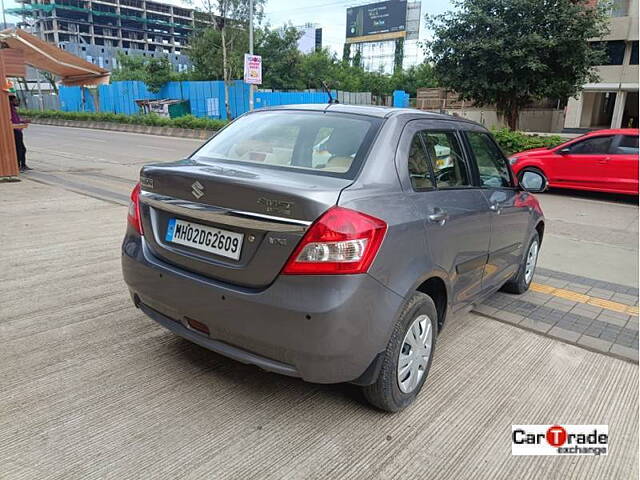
[4,0,207,71]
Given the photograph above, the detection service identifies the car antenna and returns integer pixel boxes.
[322,81,339,104]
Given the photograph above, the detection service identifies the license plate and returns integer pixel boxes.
[165,218,243,260]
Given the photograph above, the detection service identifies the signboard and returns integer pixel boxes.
[346,1,407,44]
[244,54,262,85]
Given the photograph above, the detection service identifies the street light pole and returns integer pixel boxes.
[1,0,8,30]
[248,0,254,111]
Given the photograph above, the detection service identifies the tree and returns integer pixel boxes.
[299,49,340,90]
[255,26,304,90]
[144,58,173,93]
[188,0,265,119]
[391,62,438,97]
[425,0,609,129]
[111,53,177,93]
[187,27,224,80]
[111,53,147,83]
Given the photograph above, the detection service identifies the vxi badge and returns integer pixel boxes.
[512,425,608,456]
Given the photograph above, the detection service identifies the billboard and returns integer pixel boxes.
[346,1,407,44]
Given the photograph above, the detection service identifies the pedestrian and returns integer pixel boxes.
[9,92,30,172]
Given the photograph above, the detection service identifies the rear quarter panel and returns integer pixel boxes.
[338,116,450,304]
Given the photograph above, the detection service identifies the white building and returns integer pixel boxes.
[564,0,639,131]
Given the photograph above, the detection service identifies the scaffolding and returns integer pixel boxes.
[5,0,207,55]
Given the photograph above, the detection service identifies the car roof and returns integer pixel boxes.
[584,128,639,136]
[258,103,483,126]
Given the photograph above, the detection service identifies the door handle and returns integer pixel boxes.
[489,202,502,214]
[427,208,448,225]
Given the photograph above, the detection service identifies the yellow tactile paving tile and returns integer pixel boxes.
[530,282,638,316]
[553,288,590,303]
[530,283,555,295]
[586,297,630,314]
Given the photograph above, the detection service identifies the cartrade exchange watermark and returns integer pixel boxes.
[512,425,608,456]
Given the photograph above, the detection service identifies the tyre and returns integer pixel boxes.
[363,292,438,413]
[501,232,540,294]
[518,167,548,192]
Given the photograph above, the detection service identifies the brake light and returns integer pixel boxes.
[282,206,387,275]
[127,182,143,235]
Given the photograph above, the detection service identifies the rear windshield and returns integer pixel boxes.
[191,111,382,179]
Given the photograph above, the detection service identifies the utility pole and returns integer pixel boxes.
[248,0,254,111]
[1,0,7,30]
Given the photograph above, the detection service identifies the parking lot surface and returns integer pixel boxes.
[1,125,638,479]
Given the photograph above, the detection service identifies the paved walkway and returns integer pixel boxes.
[476,268,639,363]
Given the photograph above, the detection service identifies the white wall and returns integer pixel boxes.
[448,108,565,132]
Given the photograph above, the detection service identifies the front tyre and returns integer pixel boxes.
[501,232,540,294]
[363,292,438,413]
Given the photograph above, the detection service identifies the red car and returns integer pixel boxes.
[509,129,639,195]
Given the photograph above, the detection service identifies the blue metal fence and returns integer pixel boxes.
[59,81,336,119]
[254,91,335,108]
[59,87,97,112]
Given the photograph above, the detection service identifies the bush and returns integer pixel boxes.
[492,128,565,155]
[18,109,227,131]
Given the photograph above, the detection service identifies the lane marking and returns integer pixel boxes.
[531,282,638,315]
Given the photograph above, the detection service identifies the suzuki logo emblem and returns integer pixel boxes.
[191,181,204,199]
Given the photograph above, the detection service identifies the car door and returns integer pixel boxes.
[608,134,639,193]
[551,135,615,191]
[463,129,532,292]
[399,120,492,309]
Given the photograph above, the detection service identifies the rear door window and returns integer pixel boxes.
[465,131,513,188]
[407,130,470,190]
[408,130,471,190]
[567,136,614,154]
[408,133,435,190]
[422,131,470,188]
[192,112,381,178]
[614,135,639,155]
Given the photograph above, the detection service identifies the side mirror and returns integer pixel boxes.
[520,171,547,193]
[558,147,571,154]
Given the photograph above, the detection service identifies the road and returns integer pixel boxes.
[0,125,637,479]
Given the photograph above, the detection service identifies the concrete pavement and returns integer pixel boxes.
[1,180,637,479]
[536,191,638,287]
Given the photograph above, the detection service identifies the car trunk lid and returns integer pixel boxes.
[138,160,351,288]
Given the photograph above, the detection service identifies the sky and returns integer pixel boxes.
[3,0,454,56]
[261,0,454,55]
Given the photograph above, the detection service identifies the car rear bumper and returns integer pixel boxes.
[121,232,404,384]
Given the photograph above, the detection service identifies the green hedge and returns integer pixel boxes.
[18,109,227,131]
[491,128,565,155]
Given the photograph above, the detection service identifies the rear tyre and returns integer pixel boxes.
[518,167,548,192]
[363,292,438,413]
[501,232,540,294]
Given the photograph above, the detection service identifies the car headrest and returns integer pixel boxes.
[326,129,360,157]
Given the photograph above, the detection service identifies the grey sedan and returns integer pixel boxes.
[122,104,545,412]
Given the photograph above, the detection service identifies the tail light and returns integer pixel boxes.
[127,182,143,235]
[283,206,387,275]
